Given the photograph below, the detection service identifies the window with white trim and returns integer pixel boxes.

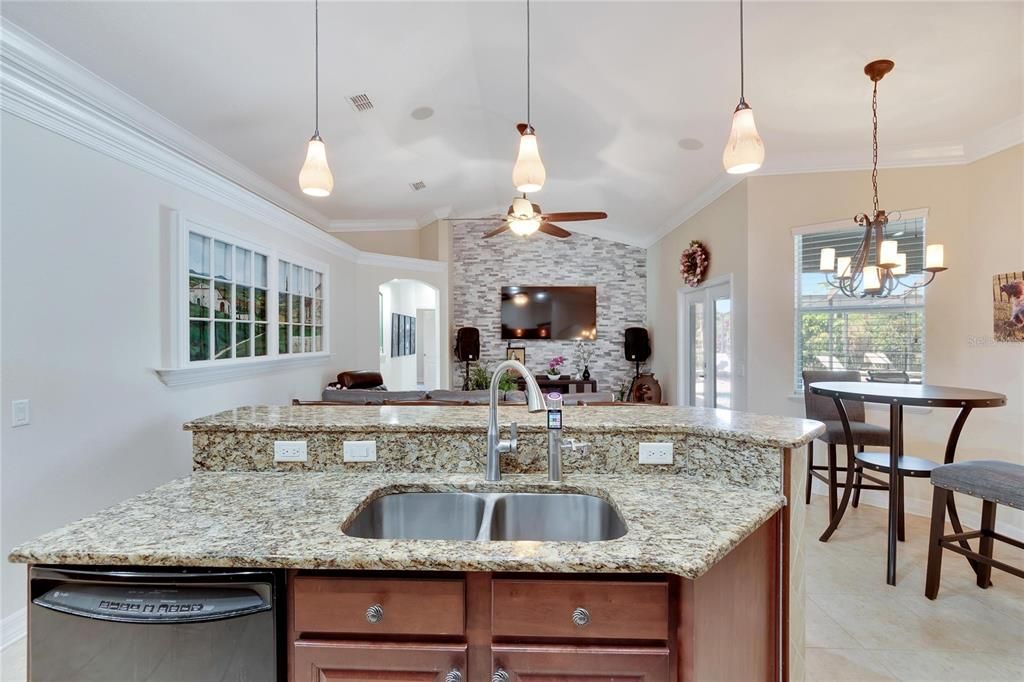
[180,217,328,367]
[793,211,927,391]
[278,259,325,354]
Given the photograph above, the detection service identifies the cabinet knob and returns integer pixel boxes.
[444,670,462,682]
[492,669,510,682]
[365,604,384,624]
[572,606,591,627]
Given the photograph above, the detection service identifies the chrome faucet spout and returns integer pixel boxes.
[486,360,546,481]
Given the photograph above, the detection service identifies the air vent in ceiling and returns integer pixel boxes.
[348,94,373,112]
[409,181,427,192]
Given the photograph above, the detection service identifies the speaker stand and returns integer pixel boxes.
[462,360,471,391]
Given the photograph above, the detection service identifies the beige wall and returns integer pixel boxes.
[647,182,748,407]
[649,145,1024,532]
[335,228,424,259]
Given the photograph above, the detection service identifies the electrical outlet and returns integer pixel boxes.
[344,440,377,463]
[274,440,307,462]
[639,442,673,465]
[12,399,30,427]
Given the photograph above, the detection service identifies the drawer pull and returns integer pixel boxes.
[365,604,384,624]
[445,670,462,682]
[492,669,510,682]
[572,606,591,627]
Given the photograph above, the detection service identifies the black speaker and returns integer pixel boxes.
[624,327,651,362]
[454,327,480,361]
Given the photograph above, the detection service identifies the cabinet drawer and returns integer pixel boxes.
[293,576,465,636]
[293,641,467,682]
[492,579,669,641]
[491,644,671,682]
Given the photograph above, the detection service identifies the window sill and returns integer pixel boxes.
[787,393,933,415]
[156,353,332,388]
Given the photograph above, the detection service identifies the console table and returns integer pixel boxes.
[518,377,598,393]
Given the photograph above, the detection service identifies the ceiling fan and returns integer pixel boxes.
[449,192,608,239]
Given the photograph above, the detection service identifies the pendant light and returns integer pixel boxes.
[299,0,334,197]
[722,0,765,174]
[512,0,546,193]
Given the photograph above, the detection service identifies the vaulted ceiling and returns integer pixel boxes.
[3,1,1021,246]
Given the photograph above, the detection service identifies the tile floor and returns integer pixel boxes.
[1,495,1021,681]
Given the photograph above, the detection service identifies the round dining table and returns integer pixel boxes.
[808,381,1007,586]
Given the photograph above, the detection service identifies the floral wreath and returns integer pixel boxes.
[680,240,710,287]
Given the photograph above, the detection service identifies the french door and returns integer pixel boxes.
[680,280,733,408]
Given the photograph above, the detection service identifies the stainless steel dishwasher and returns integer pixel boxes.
[29,566,282,682]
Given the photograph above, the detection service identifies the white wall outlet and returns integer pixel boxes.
[274,440,307,462]
[639,442,673,465]
[11,399,30,427]
[344,440,377,463]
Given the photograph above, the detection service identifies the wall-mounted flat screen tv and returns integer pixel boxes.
[500,286,597,340]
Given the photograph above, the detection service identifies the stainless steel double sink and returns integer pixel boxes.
[343,491,627,542]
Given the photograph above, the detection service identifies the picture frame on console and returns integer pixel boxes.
[506,346,526,365]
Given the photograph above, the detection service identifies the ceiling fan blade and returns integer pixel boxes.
[482,224,511,239]
[538,222,572,238]
[541,211,608,222]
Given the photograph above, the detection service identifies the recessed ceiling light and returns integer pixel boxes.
[411,106,434,120]
[678,138,704,151]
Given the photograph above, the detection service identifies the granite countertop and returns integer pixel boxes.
[185,405,823,449]
[9,472,784,579]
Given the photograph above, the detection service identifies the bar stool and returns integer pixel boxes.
[926,460,1024,599]
[802,371,891,517]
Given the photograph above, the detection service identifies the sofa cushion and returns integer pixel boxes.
[562,391,616,405]
[337,370,385,389]
[381,391,431,403]
[321,389,388,404]
[427,390,491,405]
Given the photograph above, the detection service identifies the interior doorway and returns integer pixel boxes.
[416,308,438,389]
[678,276,733,408]
[378,279,440,390]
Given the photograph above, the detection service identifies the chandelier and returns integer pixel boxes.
[818,60,946,298]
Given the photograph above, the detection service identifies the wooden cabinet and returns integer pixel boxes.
[293,641,466,681]
[492,644,671,681]
[289,518,780,682]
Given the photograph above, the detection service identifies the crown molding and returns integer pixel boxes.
[327,219,422,233]
[0,18,356,262]
[355,251,448,273]
[964,113,1023,163]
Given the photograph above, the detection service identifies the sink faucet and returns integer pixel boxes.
[486,360,546,481]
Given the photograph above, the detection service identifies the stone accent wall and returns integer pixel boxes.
[450,223,647,393]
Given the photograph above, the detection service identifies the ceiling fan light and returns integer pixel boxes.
[300,135,334,197]
[513,133,546,192]
[722,104,765,174]
[509,217,541,236]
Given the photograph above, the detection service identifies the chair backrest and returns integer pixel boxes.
[867,370,910,384]
[802,370,865,423]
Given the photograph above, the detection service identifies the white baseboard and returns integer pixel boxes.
[1,608,26,650]
[809,486,1024,541]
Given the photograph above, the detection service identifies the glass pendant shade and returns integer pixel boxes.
[836,257,852,279]
[879,240,899,268]
[300,136,334,197]
[722,105,765,174]
[509,217,541,236]
[862,265,882,292]
[819,248,837,272]
[892,252,907,276]
[926,244,946,270]
[513,133,546,192]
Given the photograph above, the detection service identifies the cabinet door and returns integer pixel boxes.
[293,641,466,682]
[492,644,670,681]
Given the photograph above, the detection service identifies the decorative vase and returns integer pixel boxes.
[582,366,591,380]
[547,373,561,381]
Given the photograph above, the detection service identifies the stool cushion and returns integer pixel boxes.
[931,460,1024,511]
[818,420,891,447]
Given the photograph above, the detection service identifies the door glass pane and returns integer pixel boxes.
[189,321,210,361]
[214,282,232,319]
[279,324,289,354]
[189,277,210,318]
[254,253,268,288]
[214,241,232,280]
[690,301,705,407]
[254,324,267,356]
[188,233,210,276]
[714,297,732,409]
[236,286,251,321]
[235,248,251,285]
[254,288,267,321]
[214,321,232,359]
[236,323,251,357]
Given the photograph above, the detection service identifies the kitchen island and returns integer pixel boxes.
[13,405,823,680]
